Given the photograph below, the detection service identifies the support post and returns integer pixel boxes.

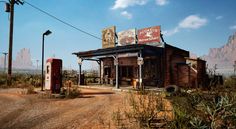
[116,61,118,89]
[99,61,102,85]
[96,60,102,85]
[138,50,143,90]
[77,57,83,85]
[139,63,142,89]
[79,64,81,85]
[113,55,119,89]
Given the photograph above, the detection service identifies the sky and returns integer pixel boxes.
[0,0,236,70]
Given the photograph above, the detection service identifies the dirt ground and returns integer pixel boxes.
[0,87,124,129]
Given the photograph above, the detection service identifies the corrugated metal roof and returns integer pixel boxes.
[72,44,164,58]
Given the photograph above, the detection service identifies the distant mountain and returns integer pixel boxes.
[190,52,198,59]
[0,56,5,68]
[13,48,33,69]
[202,32,236,69]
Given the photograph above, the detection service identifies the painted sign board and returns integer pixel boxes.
[138,26,161,44]
[102,26,116,48]
[118,29,136,46]
[137,57,144,65]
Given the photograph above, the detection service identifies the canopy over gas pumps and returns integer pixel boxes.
[73,44,164,89]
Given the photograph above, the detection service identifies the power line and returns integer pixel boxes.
[22,0,102,40]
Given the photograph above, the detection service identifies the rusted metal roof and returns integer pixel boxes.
[72,44,164,58]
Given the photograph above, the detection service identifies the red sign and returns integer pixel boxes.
[138,26,161,44]
[118,29,136,46]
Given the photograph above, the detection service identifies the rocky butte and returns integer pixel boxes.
[202,32,236,73]
[13,48,33,69]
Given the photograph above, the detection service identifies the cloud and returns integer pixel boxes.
[111,0,148,10]
[162,27,179,36]
[164,15,208,36]
[230,25,236,30]
[121,11,133,19]
[216,16,223,20]
[179,15,207,29]
[156,0,168,6]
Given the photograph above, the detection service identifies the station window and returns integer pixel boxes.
[120,66,133,78]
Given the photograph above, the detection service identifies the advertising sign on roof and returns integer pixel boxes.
[138,26,161,44]
[102,26,116,48]
[118,29,136,46]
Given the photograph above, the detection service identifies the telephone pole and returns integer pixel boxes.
[36,59,39,69]
[2,52,8,73]
[234,61,236,76]
[7,0,23,85]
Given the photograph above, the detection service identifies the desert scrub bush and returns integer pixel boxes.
[112,91,170,129]
[224,77,236,89]
[6,73,42,88]
[27,85,35,94]
[0,77,6,87]
[169,95,194,129]
[189,117,207,129]
[169,105,191,129]
[112,107,127,129]
[170,90,236,129]
[200,94,236,129]
[65,86,81,98]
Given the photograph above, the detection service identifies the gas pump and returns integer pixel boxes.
[45,58,62,93]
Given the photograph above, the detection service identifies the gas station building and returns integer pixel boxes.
[73,26,207,89]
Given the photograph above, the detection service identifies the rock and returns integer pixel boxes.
[202,32,236,69]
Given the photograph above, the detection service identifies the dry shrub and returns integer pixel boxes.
[200,94,236,129]
[96,108,112,129]
[27,85,35,94]
[65,86,81,99]
[112,91,172,129]
[170,90,236,129]
[224,77,236,90]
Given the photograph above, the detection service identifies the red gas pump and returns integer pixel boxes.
[45,58,62,93]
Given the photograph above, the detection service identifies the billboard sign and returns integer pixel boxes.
[118,29,136,46]
[138,26,161,44]
[102,26,116,48]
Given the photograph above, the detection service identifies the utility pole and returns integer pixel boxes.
[36,59,39,69]
[7,0,23,85]
[234,61,236,76]
[2,52,8,73]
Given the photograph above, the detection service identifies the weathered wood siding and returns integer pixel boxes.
[143,56,162,86]
[177,64,190,87]
[187,58,207,88]
[164,45,190,86]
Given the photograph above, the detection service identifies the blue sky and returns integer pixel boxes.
[0,0,236,69]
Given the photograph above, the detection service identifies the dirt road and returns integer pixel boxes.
[0,88,123,129]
